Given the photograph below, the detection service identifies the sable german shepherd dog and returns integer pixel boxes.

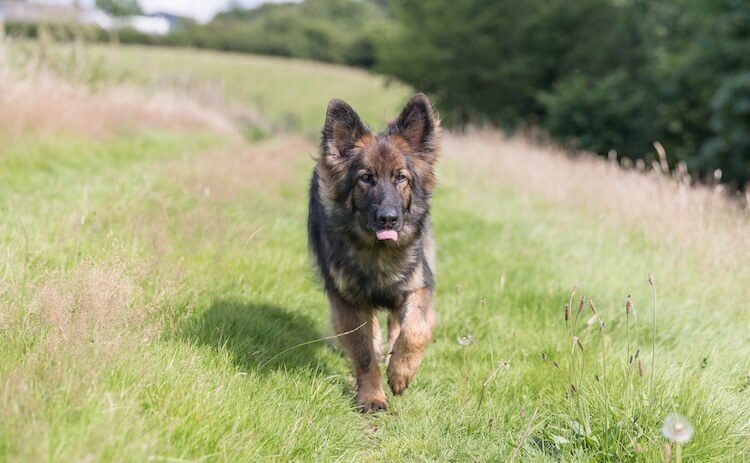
[308,93,439,412]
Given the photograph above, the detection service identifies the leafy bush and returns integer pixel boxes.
[539,71,656,157]
[699,72,750,184]
[95,0,142,17]
[176,0,388,66]
[4,21,109,42]
[378,0,750,185]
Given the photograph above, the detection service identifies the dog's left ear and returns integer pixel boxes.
[389,93,440,163]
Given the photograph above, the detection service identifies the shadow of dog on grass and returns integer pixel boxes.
[179,299,342,376]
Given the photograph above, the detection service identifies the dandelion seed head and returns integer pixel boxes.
[662,413,694,444]
[456,334,475,347]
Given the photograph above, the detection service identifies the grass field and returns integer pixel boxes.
[1,42,749,462]
[6,40,412,137]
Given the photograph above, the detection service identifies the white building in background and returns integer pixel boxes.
[79,8,114,29]
[118,15,171,35]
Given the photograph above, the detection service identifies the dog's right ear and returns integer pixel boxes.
[321,99,369,163]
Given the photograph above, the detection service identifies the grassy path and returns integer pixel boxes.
[2,125,748,461]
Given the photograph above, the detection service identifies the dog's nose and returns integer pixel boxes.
[377,209,399,228]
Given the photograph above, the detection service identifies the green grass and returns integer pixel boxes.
[1,43,749,462]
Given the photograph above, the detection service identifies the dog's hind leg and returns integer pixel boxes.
[330,294,387,412]
[387,287,434,395]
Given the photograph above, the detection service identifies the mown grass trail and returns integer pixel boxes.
[1,44,749,462]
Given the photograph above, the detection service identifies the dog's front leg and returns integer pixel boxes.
[387,287,434,395]
[330,294,387,412]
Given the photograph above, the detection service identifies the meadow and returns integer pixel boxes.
[1,41,749,462]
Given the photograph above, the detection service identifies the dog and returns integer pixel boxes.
[308,93,439,412]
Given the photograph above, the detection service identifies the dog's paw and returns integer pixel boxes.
[387,354,420,395]
[357,395,387,413]
[388,373,410,395]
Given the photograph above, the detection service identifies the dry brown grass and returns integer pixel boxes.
[1,260,159,368]
[33,261,142,349]
[0,260,167,461]
[0,56,236,138]
[443,129,750,267]
[176,135,313,200]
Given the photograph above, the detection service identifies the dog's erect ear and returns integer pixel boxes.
[389,93,440,162]
[321,99,369,162]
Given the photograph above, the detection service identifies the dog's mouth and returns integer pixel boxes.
[375,229,399,241]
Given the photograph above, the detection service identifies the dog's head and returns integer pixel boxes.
[316,93,440,245]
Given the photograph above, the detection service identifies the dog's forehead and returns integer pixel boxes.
[359,135,408,170]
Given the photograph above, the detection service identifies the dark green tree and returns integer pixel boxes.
[378,0,750,185]
[378,0,647,126]
[647,0,750,183]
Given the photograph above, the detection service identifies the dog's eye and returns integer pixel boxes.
[396,173,407,183]
[359,173,373,183]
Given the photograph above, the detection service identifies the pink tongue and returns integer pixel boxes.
[376,229,398,241]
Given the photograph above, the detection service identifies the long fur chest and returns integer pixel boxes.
[324,230,424,308]
[308,186,430,309]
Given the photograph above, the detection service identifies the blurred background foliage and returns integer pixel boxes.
[4,0,749,185]
[378,0,750,185]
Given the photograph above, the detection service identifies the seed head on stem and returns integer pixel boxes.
[662,414,694,444]
[588,299,597,315]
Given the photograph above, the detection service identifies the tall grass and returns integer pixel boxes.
[0,43,235,138]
